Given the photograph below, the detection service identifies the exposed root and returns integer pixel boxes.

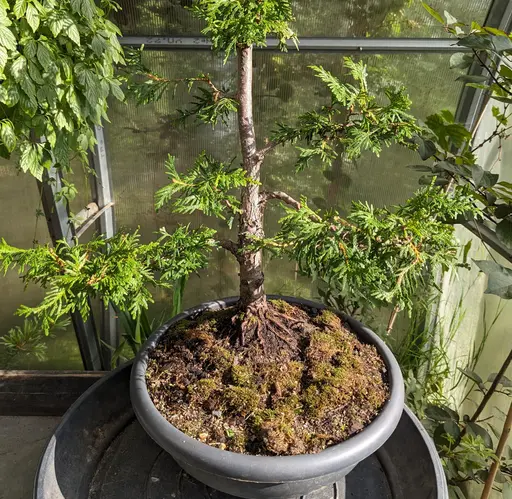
[237,302,304,359]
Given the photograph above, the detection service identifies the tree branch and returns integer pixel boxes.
[260,190,301,210]
[257,140,279,159]
[218,239,240,259]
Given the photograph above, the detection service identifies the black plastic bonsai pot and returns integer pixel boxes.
[130,296,405,499]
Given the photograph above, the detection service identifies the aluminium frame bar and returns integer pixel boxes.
[90,124,118,369]
[38,168,104,371]
[119,36,466,53]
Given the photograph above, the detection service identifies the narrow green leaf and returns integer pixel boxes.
[456,74,489,84]
[422,3,445,24]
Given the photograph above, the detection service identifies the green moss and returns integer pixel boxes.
[269,299,295,315]
[314,309,342,329]
[224,386,260,415]
[188,377,220,400]
[200,344,234,371]
[231,364,255,387]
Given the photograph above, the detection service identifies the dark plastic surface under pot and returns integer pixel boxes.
[35,362,449,499]
[130,296,406,499]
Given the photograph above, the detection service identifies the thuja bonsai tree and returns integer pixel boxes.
[0,0,478,454]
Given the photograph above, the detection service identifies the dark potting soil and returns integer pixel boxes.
[146,300,389,456]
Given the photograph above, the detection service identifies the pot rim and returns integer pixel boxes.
[130,295,405,483]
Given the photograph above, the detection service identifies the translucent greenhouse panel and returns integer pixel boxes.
[0,160,83,369]
[435,100,512,409]
[112,0,492,37]
[104,50,465,318]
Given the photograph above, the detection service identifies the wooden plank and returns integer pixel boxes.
[0,370,105,416]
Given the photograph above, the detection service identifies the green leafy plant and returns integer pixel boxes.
[0,0,124,180]
[0,316,69,363]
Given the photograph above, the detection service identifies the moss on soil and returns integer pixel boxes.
[146,300,389,456]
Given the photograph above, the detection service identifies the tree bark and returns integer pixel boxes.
[237,45,266,310]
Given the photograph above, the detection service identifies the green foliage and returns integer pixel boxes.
[0,226,216,333]
[474,260,512,299]
[0,0,124,179]
[274,183,478,313]
[0,317,69,362]
[271,59,421,170]
[188,0,297,59]
[419,7,512,253]
[122,48,237,125]
[121,46,172,106]
[155,153,254,227]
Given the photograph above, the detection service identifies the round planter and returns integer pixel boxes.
[130,295,405,499]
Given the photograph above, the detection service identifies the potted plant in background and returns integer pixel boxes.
[0,1,480,498]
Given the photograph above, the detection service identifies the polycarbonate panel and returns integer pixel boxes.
[0,160,83,369]
[112,0,492,38]
[104,50,465,314]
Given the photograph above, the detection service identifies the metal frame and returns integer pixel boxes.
[89,125,118,368]
[119,36,466,53]
[38,169,104,371]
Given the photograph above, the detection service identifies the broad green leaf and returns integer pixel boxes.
[71,0,95,21]
[466,422,493,448]
[471,164,499,188]
[407,164,434,173]
[26,4,40,32]
[450,52,473,70]
[10,55,27,81]
[28,61,44,84]
[414,136,437,160]
[91,34,107,56]
[457,33,492,50]
[109,80,124,101]
[425,404,453,421]
[0,46,7,71]
[474,260,512,299]
[67,22,80,46]
[24,39,37,60]
[422,3,444,24]
[0,26,17,51]
[496,218,512,249]
[492,35,512,53]
[37,42,54,71]
[13,0,27,19]
[0,120,15,152]
[500,65,512,80]
[494,204,512,219]
[20,142,43,180]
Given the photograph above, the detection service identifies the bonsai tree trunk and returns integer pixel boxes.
[237,45,266,312]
